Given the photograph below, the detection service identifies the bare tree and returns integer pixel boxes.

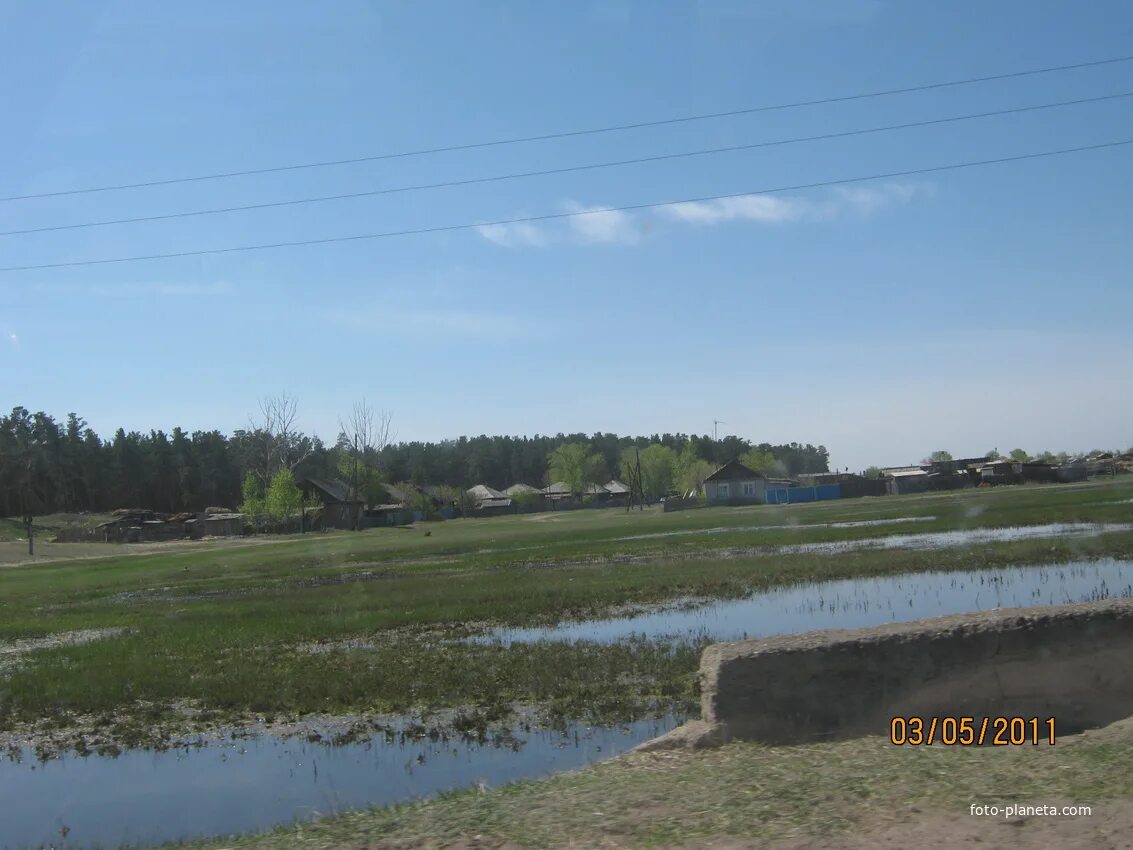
[249,392,315,484]
[337,398,392,530]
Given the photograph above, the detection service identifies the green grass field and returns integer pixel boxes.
[2,479,1132,753]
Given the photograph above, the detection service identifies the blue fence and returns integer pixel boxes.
[766,484,841,504]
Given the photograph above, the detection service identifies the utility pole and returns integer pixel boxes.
[713,419,726,442]
[636,447,645,511]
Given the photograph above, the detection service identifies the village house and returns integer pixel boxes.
[602,479,632,507]
[466,484,513,516]
[502,483,542,513]
[583,482,611,505]
[704,460,767,505]
[540,481,574,508]
[503,483,541,498]
[299,477,364,529]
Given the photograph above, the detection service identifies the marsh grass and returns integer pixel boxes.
[1,479,1132,746]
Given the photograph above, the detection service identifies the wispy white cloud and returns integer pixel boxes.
[662,194,811,225]
[8,332,18,350]
[475,221,548,248]
[832,182,927,215]
[476,202,643,248]
[563,201,641,244]
[475,183,921,248]
[657,182,930,227]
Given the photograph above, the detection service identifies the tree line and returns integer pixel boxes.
[0,400,830,518]
[382,433,829,491]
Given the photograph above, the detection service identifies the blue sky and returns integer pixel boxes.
[1,0,1131,471]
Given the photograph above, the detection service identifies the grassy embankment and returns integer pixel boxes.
[1,479,1131,750]
[169,718,1133,849]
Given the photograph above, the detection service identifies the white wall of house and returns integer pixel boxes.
[705,477,766,505]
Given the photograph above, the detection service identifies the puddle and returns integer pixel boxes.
[611,515,934,543]
[481,559,1133,646]
[294,637,381,654]
[0,712,680,849]
[778,522,1131,555]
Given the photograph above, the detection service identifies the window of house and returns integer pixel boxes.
[742,482,756,496]
[717,482,730,498]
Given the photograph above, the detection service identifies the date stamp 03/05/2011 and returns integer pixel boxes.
[889,716,1057,746]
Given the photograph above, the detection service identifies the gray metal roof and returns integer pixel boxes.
[884,468,929,478]
[467,484,506,501]
[504,483,541,496]
[304,477,359,503]
[705,460,764,482]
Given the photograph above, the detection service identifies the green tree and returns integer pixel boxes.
[509,489,541,513]
[548,442,602,497]
[1,408,56,554]
[1008,448,1030,463]
[264,468,302,521]
[674,444,715,496]
[928,450,954,463]
[985,449,1001,460]
[239,471,264,516]
[433,484,462,513]
[585,453,609,493]
[336,450,385,502]
[60,413,89,511]
[393,480,439,519]
[740,448,788,478]
[862,466,882,478]
[621,444,676,500]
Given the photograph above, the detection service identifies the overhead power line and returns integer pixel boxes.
[2,138,1128,274]
[2,54,1132,204]
[3,91,1128,239]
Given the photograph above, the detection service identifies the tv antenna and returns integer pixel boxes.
[713,419,726,441]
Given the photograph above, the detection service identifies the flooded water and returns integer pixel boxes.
[611,515,934,543]
[0,713,680,850]
[482,559,1133,646]
[778,522,1131,555]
